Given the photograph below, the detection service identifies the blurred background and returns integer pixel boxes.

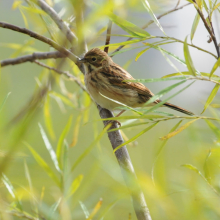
[0,0,220,219]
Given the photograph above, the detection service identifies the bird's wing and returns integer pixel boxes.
[102,64,156,103]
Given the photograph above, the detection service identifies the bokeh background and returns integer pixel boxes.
[0,0,220,219]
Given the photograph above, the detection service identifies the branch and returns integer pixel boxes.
[34,0,77,45]
[111,3,191,55]
[0,51,65,67]
[192,0,220,57]
[98,106,152,220]
[0,22,78,62]
[104,20,113,53]
[34,60,87,92]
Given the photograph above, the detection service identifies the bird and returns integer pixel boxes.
[78,48,194,121]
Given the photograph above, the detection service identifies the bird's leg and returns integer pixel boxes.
[105,110,126,128]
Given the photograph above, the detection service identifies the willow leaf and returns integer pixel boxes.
[160,119,199,140]
[108,12,150,37]
[39,124,61,173]
[113,122,159,152]
[201,84,220,114]
[142,0,166,35]
[191,12,200,41]
[210,57,220,79]
[56,115,73,167]
[184,36,197,76]
[25,142,60,185]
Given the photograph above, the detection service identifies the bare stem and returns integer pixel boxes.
[192,0,220,57]
[104,20,113,53]
[0,51,65,67]
[33,0,77,45]
[34,60,87,92]
[0,22,79,62]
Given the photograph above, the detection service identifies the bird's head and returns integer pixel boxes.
[78,48,113,69]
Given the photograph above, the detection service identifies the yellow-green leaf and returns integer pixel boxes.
[191,12,200,41]
[56,115,73,166]
[44,94,55,140]
[68,174,84,197]
[113,122,159,153]
[142,0,166,35]
[184,36,197,76]
[160,119,199,140]
[201,84,220,114]
[71,123,111,171]
[210,57,220,79]
[108,12,150,38]
[25,142,60,185]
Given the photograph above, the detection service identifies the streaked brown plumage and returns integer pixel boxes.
[79,48,194,116]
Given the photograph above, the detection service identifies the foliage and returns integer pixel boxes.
[0,0,220,219]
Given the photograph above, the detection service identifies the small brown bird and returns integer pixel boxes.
[78,48,194,118]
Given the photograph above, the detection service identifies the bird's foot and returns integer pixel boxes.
[104,120,121,128]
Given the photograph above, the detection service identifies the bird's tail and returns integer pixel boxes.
[163,102,194,116]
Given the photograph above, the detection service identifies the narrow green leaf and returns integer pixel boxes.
[142,0,166,35]
[79,201,90,218]
[143,80,194,115]
[203,150,212,184]
[48,198,62,220]
[144,80,187,106]
[151,120,183,184]
[70,114,82,147]
[2,174,15,198]
[108,12,150,37]
[25,142,60,185]
[101,114,165,121]
[56,115,73,167]
[39,124,61,173]
[0,92,11,112]
[19,7,29,28]
[201,84,220,114]
[210,57,220,79]
[71,124,112,171]
[135,47,150,61]
[163,71,218,79]
[113,122,159,152]
[108,122,149,132]
[182,164,201,174]
[50,91,75,108]
[44,94,55,140]
[191,12,200,41]
[160,119,199,140]
[205,119,220,140]
[99,92,143,115]
[68,174,84,197]
[100,39,145,49]
[123,76,188,83]
[184,36,197,76]
[182,163,220,196]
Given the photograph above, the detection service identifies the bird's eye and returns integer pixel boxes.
[91,57,97,62]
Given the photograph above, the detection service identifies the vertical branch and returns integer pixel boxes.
[104,20,113,53]
[99,6,152,220]
[192,0,220,57]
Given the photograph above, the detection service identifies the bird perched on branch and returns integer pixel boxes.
[78,48,194,120]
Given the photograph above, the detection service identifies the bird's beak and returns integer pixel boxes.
[77,58,86,63]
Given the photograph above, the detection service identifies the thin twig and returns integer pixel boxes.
[0,22,79,62]
[153,36,218,59]
[111,3,191,55]
[192,0,220,57]
[0,51,65,67]
[34,0,77,45]
[34,60,87,92]
[104,20,113,53]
